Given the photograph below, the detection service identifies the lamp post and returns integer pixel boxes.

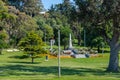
[45,29,46,49]
[84,29,86,47]
[102,43,104,54]
[58,30,61,77]
[44,29,48,61]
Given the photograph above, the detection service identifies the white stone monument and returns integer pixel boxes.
[69,33,73,49]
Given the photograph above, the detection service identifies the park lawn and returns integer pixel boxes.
[0,50,120,80]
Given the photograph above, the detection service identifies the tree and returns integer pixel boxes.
[62,0,73,19]
[74,0,120,72]
[60,26,72,49]
[0,30,8,54]
[8,0,44,17]
[13,12,39,46]
[1,0,44,49]
[34,15,54,42]
[18,31,47,63]
[49,0,82,46]
[3,5,39,47]
[44,24,54,41]
[0,0,7,29]
[91,37,105,53]
[81,26,106,52]
[0,0,8,19]
[0,0,17,47]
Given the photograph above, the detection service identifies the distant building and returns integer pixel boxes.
[39,11,46,15]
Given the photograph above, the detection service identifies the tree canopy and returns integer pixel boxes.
[74,0,120,72]
[18,31,47,63]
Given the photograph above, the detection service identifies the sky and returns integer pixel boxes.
[41,0,63,10]
[42,0,74,10]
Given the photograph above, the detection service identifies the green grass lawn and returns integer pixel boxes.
[0,50,120,80]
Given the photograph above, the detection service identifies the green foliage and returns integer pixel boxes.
[0,30,8,49]
[0,1,8,19]
[8,10,39,46]
[60,27,72,39]
[92,37,104,47]
[49,1,83,46]
[8,0,44,17]
[18,31,48,63]
[60,27,72,48]
[74,0,120,72]
[0,0,42,47]
[44,24,54,39]
[34,15,54,41]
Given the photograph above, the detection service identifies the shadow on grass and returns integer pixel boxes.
[0,64,118,77]
[98,49,110,53]
[9,55,29,59]
[10,61,41,64]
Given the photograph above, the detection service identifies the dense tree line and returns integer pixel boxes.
[0,0,105,49]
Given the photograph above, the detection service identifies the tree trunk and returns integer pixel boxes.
[97,46,100,53]
[77,35,81,46]
[106,16,120,72]
[0,49,2,55]
[107,43,120,72]
[105,18,120,72]
[31,57,34,63]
